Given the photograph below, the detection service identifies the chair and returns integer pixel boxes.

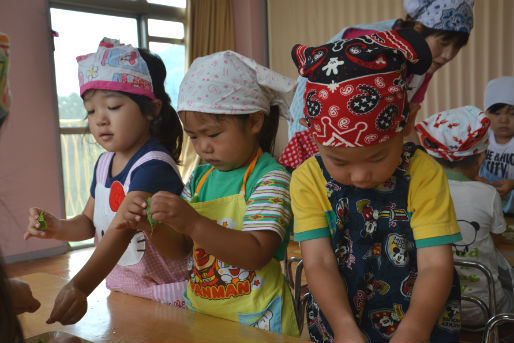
[454,260,499,343]
[483,313,514,343]
[285,256,310,334]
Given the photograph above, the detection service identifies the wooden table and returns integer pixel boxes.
[18,273,308,343]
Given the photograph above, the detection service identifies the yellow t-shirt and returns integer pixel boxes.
[291,150,461,247]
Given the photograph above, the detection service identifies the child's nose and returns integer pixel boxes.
[351,169,371,186]
[199,139,213,154]
[94,112,109,126]
[441,45,458,62]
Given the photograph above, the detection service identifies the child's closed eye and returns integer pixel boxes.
[108,105,122,111]
[208,132,221,138]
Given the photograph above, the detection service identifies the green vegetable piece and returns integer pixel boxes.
[37,210,48,231]
[146,197,160,237]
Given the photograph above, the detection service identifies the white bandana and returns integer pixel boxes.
[177,50,295,119]
[415,105,490,161]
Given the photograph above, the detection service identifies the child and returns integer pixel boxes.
[280,0,475,170]
[479,76,514,215]
[25,38,191,325]
[290,30,462,343]
[121,50,300,336]
[416,105,514,327]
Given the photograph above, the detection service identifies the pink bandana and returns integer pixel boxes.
[77,38,155,99]
[415,106,490,161]
[291,29,431,147]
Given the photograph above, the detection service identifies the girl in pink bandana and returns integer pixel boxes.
[25,38,190,325]
[291,30,462,343]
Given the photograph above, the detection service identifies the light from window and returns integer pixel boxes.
[148,19,184,39]
[147,0,186,8]
[149,42,185,107]
[51,8,138,123]
[51,8,138,220]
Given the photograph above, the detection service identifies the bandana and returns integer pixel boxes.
[291,29,431,147]
[404,0,475,33]
[77,38,155,99]
[415,105,490,161]
[177,50,295,119]
[484,76,514,111]
[0,33,10,122]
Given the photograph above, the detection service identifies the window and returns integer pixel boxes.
[49,0,187,247]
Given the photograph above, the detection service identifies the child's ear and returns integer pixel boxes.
[147,99,162,120]
[248,112,265,134]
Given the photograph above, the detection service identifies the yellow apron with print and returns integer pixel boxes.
[185,150,299,336]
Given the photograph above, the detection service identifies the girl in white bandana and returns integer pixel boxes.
[122,50,300,336]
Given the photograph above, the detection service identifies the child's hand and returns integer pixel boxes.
[150,191,200,235]
[47,283,88,325]
[491,179,514,197]
[111,195,154,234]
[25,208,61,240]
[8,278,41,314]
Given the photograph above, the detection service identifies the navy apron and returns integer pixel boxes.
[307,143,461,343]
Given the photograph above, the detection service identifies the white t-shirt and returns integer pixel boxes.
[482,130,514,180]
[448,176,514,326]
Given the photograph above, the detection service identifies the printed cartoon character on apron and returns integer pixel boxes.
[307,143,461,343]
[93,150,187,306]
[184,149,298,335]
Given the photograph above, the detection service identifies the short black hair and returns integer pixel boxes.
[486,103,514,114]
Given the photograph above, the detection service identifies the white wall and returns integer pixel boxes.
[0,0,67,262]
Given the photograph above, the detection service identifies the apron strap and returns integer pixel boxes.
[194,148,263,197]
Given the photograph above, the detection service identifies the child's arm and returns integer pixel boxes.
[114,192,193,260]
[149,191,281,271]
[46,192,142,325]
[390,244,454,343]
[301,238,366,343]
[24,197,96,241]
[491,179,514,197]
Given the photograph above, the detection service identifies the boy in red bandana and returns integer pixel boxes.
[290,29,462,343]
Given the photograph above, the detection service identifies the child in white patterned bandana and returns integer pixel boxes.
[120,50,300,336]
[25,38,190,325]
[416,105,514,327]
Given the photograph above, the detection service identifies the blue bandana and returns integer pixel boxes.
[404,0,475,33]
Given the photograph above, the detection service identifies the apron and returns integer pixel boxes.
[307,143,461,343]
[184,149,299,336]
[93,150,188,308]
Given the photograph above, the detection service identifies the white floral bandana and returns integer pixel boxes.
[415,105,490,161]
[177,50,295,120]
